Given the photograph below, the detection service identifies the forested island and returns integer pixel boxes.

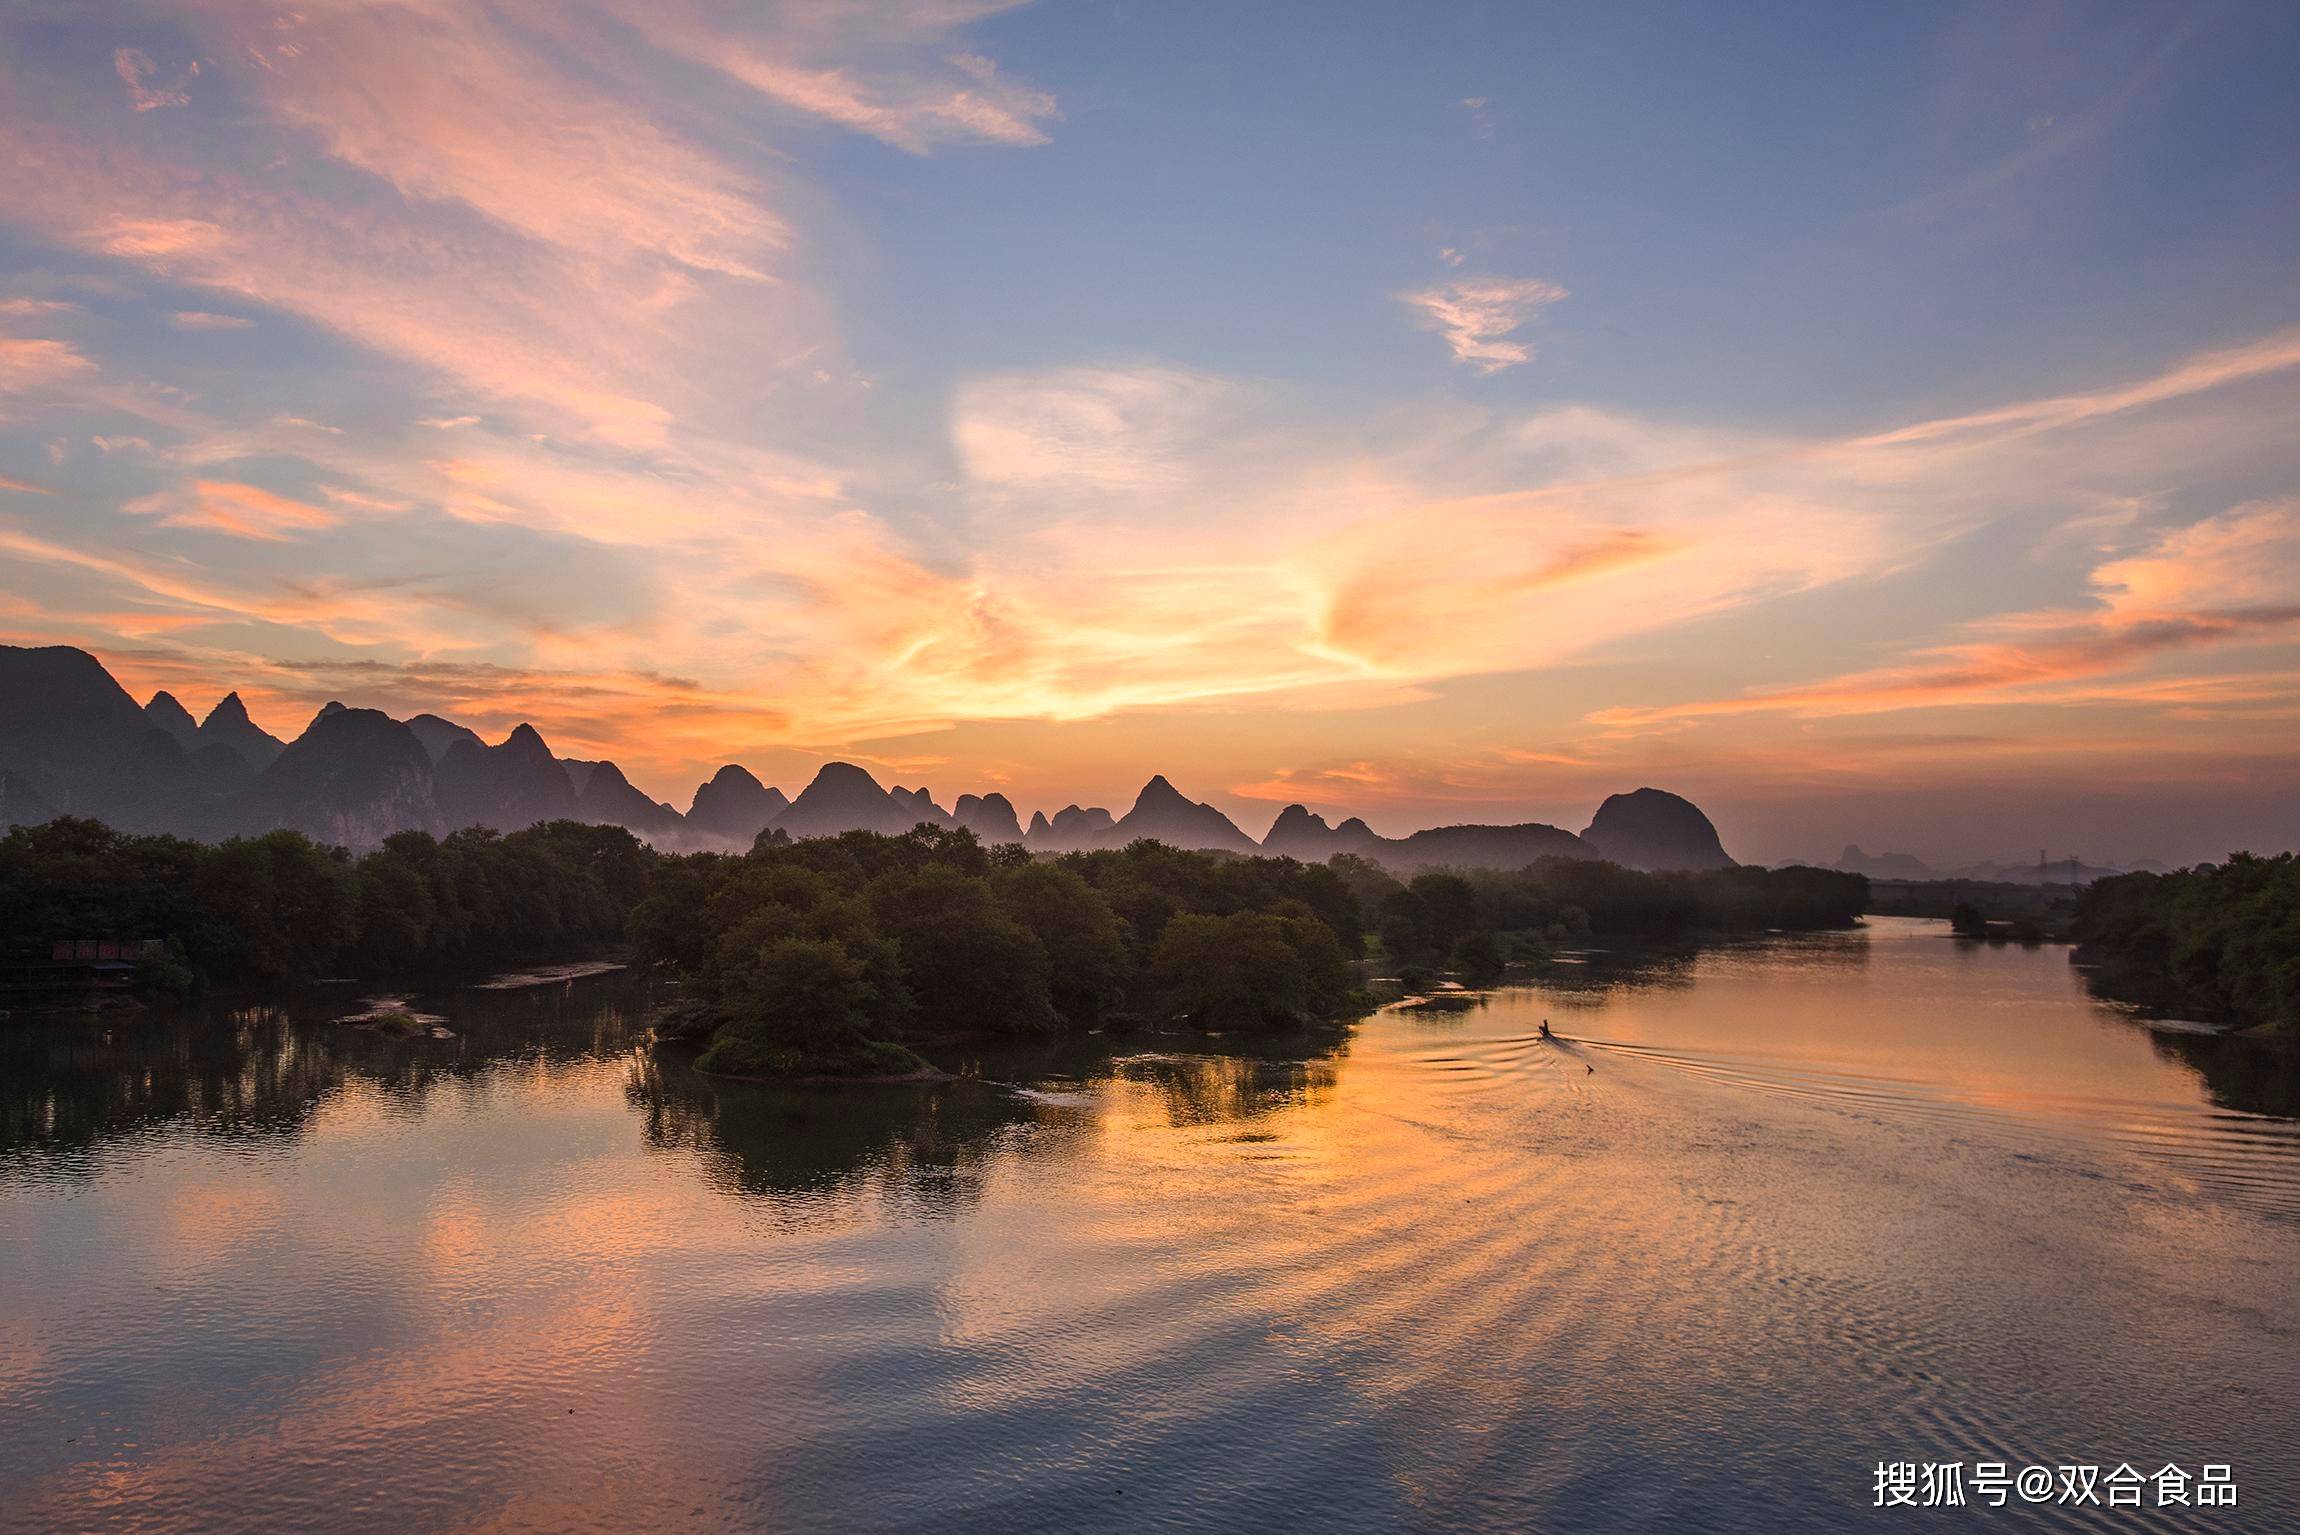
[2073,854,2300,1036]
[1,815,1865,1076]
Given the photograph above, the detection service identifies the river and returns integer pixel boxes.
[3,917,2295,1533]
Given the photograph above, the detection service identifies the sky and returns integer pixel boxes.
[1,0,2297,867]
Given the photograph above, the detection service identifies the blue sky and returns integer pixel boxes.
[2,0,2297,863]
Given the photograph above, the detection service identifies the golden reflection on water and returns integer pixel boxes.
[3,918,2297,1533]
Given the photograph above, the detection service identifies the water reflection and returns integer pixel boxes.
[628,1055,1041,1213]
[2147,1028,2300,1120]
[6,922,2300,1534]
[0,976,664,1176]
[2,1006,323,1162]
[1104,1044,1345,1128]
[3,978,1357,1205]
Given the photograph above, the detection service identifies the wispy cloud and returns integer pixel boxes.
[1400,276,1567,372]
[1591,501,2300,732]
[113,48,192,113]
[127,479,344,542]
[629,2,1058,152]
[1,2,2295,838]
[0,334,97,396]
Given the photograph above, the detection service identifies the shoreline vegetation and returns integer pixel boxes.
[1,815,1866,1077]
[2072,854,2300,1037]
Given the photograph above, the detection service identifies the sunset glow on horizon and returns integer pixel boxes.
[3,2,2297,864]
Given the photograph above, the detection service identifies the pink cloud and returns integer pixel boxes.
[113,48,192,113]
[129,479,345,542]
[1400,276,1568,372]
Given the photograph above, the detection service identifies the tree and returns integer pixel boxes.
[992,860,1129,1023]
[1409,872,1478,951]
[1152,911,1352,1030]
[868,864,1055,1037]
[195,830,358,981]
[1451,929,1505,984]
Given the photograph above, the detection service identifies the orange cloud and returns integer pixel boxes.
[0,334,96,394]
[231,0,787,279]
[1592,503,2300,732]
[138,480,345,542]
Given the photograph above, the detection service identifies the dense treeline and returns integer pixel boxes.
[2073,854,2300,1034]
[631,829,1367,1076]
[5,815,1867,1076]
[632,833,1863,1076]
[0,816,649,987]
[1329,854,1866,980]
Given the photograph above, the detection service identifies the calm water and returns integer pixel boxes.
[3,918,2296,1534]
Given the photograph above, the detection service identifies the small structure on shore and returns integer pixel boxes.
[1,937,166,1000]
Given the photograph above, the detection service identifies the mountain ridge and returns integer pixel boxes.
[0,646,1753,875]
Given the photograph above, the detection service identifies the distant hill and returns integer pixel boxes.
[1950,856,2165,886]
[405,712,483,765]
[435,724,580,833]
[0,646,213,834]
[888,785,954,828]
[954,791,1024,844]
[1834,844,1936,880]
[773,762,933,838]
[1030,804,1117,851]
[198,692,286,769]
[144,690,200,750]
[1582,788,1734,871]
[1261,804,1382,859]
[0,768,57,827]
[576,760,684,837]
[687,765,788,846]
[1261,803,1589,872]
[1826,846,2170,885]
[1378,821,1594,872]
[1104,775,1258,853]
[248,707,438,846]
[1,648,1774,871]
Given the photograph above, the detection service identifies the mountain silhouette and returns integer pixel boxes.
[0,768,58,828]
[1107,775,1257,852]
[1262,802,1588,871]
[198,692,286,769]
[1834,844,1934,880]
[1380,822,1591,872]
[248,707,438,845]
[0,645,209,833]
[687,765,788,846]
[144,691,201,750]
[2,650,1757,870]
[772,762,923,838]
[405,712,483,764]
[434,723,580,832]
[888,785,955,827]
[953,791,1024,844]
[1581,788,1734,871]
[1261,804,1381,860]
[1029,804,1118,851]
[576,760,684,836]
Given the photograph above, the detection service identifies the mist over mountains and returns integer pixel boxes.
[0,645,1742,874]
[1828,844,2168,885]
